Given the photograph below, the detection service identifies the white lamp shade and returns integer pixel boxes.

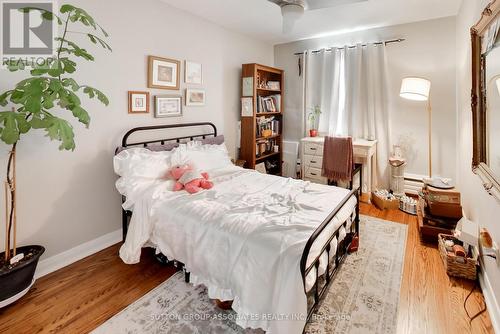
[282,4,304,33]
[400,77,431,101]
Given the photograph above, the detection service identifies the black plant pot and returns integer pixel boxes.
[0,245,44,307]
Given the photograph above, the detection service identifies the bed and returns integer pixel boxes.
[114,122,360,334]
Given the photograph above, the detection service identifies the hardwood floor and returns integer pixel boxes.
[0,204,494,334]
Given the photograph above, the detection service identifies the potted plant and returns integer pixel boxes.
[0,4,111,307]
[308,105,322,137]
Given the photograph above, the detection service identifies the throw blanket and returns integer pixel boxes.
[322,136,353,182]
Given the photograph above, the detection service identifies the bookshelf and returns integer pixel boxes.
[240,64,284,176]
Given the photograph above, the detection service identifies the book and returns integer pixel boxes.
[256,94,281,114]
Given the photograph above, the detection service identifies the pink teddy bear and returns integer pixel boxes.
[170,164,213,194]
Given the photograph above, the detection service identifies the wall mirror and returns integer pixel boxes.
[471,0,500,201]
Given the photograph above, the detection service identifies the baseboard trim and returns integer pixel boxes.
[479,269,500,333]
[35,229,122,279]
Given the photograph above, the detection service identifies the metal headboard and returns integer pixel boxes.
[121,122,217,148]
[119,122,217,242]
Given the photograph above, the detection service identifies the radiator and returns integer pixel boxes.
[404,173,425,195]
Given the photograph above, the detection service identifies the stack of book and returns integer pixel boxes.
[257,94,281,113]
[418,185,462,243]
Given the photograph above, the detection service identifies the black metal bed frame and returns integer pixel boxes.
[117,122,360,330]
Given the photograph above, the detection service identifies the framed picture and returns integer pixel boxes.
[185,88,205,106]
[185,61,202,84]
[267,81,280,90]
[128,91,150,114]
[241,97,253,117]
[242,77,254,96]
[148,56,180,90]
[154,95,182,118]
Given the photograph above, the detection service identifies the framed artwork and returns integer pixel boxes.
[128,91,149,114]
[242,77,254,96]
[241,97,253,117]
[148,56,180,90]
[185,61,202,84]
[154,95,182,118]
[185,88,205,106]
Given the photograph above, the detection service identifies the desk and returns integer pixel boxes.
[300,137,377,194]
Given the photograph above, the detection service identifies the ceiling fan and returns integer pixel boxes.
[268,0,366,33]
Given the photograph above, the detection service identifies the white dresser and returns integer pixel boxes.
[300,137,378,194]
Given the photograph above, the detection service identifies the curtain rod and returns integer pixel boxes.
[293,38,405,56]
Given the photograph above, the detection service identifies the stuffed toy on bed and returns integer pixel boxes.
[170,164,213,194]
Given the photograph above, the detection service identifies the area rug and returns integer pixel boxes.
[92,215,407,334]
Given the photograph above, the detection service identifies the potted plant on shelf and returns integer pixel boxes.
[0,4,111,307]
[308,105,322,137]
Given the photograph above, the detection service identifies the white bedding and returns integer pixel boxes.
[117,162,357,334]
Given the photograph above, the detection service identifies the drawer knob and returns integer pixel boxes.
[311,173,317,176]
[310,148,317,151]
[310,160,317,163]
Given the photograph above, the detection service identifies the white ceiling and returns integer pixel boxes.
[160,0,462,45]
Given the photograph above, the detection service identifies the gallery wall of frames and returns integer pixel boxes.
[128,56,205,118]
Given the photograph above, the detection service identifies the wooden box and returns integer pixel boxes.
[372,192,400,210]
[417,199,458,243]
[428,201,462,219]
[426,186,461,204]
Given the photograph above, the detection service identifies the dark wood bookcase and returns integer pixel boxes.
[240,63,284,176]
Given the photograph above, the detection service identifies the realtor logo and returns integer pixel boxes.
[1,1,55,68]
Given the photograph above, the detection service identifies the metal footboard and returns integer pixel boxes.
[300,187,360,323]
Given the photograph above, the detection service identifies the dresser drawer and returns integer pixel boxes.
[304,167,326,180]
[303,154,323,169]
[303,142,323,155]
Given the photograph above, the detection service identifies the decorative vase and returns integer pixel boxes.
[309,129,318,137]
[0,245,44,308]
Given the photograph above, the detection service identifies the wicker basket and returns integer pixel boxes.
[438,234,477,280]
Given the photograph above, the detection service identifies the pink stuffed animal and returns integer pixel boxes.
[170,164,213,194]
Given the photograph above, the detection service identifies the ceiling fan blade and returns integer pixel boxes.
[305,0,367,11]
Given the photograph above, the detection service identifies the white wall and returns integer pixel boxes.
[0,0,273,259]
[274,17,457,180]
[456,0,500,315]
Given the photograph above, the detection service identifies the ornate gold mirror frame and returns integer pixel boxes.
[471,0,500,201]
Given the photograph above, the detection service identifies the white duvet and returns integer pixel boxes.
[117,160,356,334]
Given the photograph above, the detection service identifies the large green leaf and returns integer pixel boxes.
[19,6,63,24]
[45,116,75,150]
[71,106,90,126]
[0,112,31,144]
[82,86,109,106]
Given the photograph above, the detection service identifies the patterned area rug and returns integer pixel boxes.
[93,215,407,334]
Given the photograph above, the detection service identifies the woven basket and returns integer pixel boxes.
[438,234,477,280]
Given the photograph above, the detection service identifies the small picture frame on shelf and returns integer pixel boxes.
[148,56,180,90]
[267,81,280,90]
[185,61,202,84]
[154,95,182,118]
[128,91,149,114]
[185,88,205,106]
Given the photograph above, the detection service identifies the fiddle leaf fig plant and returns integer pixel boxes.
[0,4,111,264]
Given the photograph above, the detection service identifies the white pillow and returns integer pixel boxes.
[114,148,173,179]
[171,141,233,171]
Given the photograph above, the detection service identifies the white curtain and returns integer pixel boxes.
[301,43,391,188]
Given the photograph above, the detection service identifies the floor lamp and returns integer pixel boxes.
[400,77,432,178]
